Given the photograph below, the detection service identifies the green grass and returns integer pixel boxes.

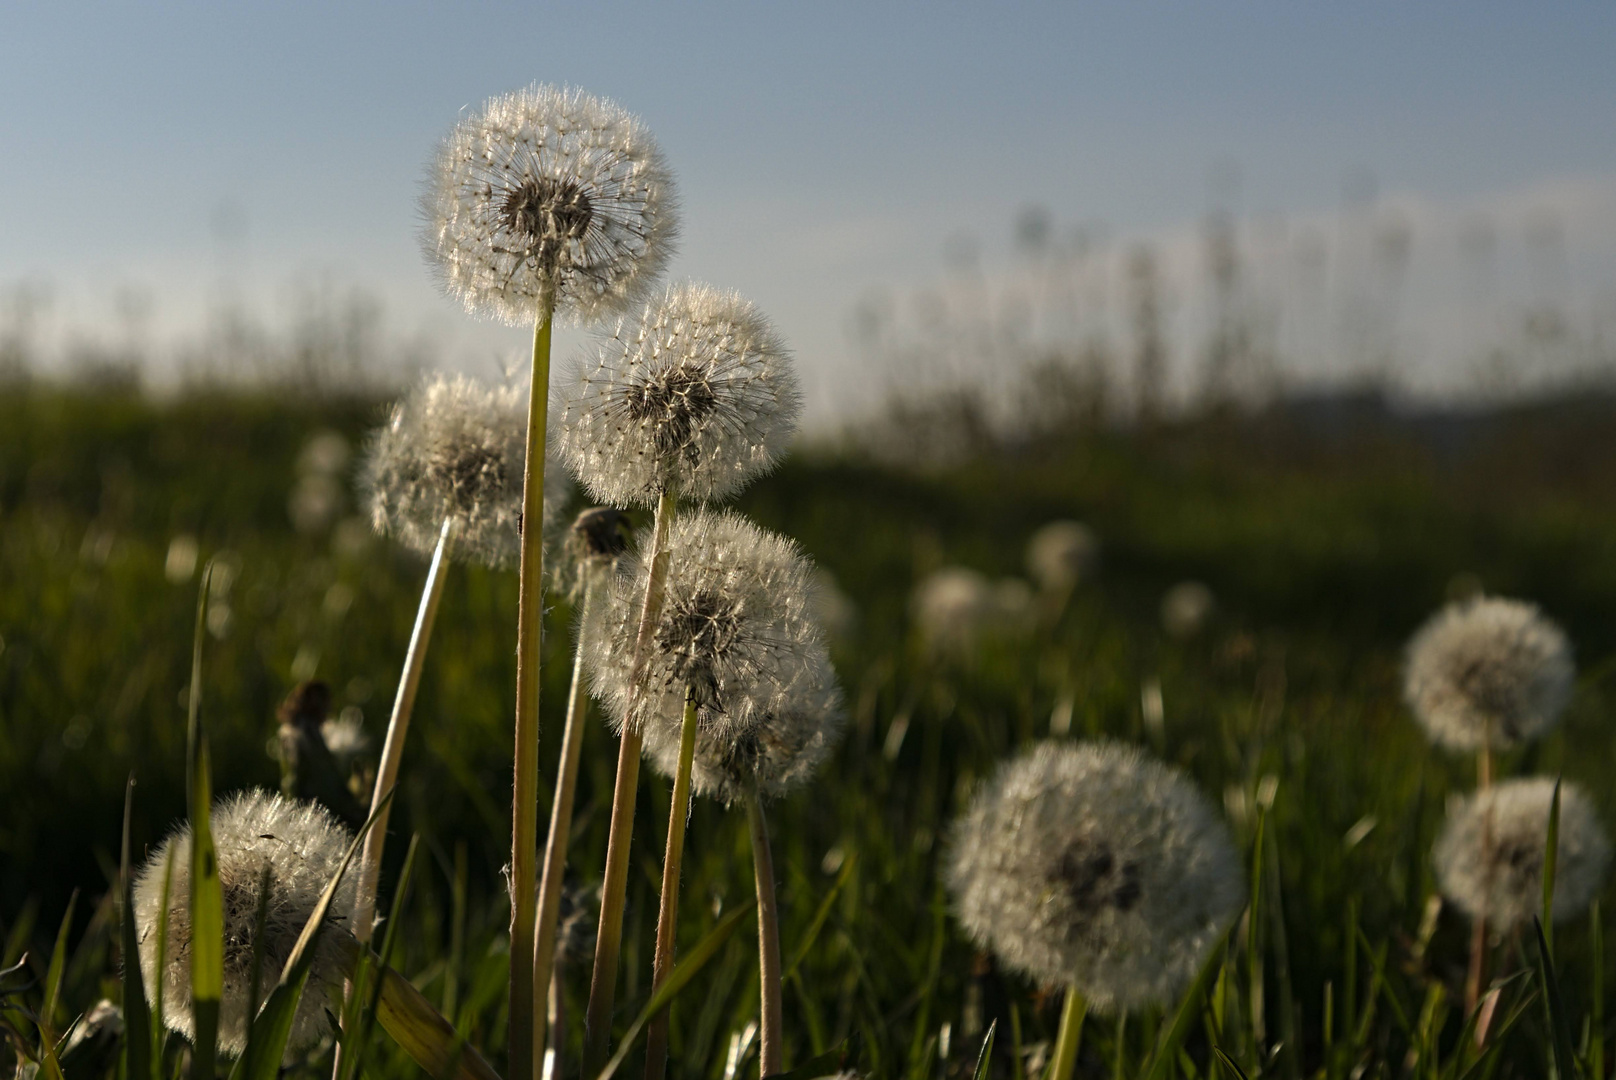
[3,384,1616,1078]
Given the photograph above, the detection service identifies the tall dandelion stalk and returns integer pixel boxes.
[945,741,1245,1080]
[423,83,675,1080]
[555,283,799,1072]
[587,511,839,1077]
[532,508,628,1057]
[1404,594,1574,1016]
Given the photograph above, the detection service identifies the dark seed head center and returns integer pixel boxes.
[1055,838,1145,915]
[500,176,594,250]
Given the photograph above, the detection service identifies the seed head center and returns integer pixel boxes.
[500,176,594,251]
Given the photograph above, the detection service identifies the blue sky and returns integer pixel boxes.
[3,2,1615,414]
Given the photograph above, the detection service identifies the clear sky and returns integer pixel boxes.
[4,2,1615,416]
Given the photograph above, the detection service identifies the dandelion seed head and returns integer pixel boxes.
[585,510,834,755]
[1404,595,1574,751]
[361,372,567,568]
[945,741,1245,1013]
[554,283,801,507]
[912,567,996,656]
[423,84,677,325]
[551,505,631,600]
[1161,581,1216,640]
[1026,521,1100,594]
[1433,777,1610,927]
[132,790,367,1058]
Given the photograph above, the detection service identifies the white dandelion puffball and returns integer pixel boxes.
[1404,595,1574,751]
[585,510,835,753]
[554,282,801,508]
[1433,777,1610,928]
[1025,521,1100,594]
[1161,581,1216,640]
[423,84,677,325]
[643,681,846,806]
[912,566,996,656]
[361,372,568,568]
[946,741,1245,1012]
[133,790,368,1057]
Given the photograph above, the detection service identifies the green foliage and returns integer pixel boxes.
[3,387,1616,1078]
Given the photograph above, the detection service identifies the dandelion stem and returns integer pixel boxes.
[533,570,601,1056]
[747,782,784,1078]
[643,690,700,1080]
[585,488,678,1075]
[1047,984,1086,1080]
[511,296,556,1080]
[355,516,455,942]
[1466,742,1495,1021]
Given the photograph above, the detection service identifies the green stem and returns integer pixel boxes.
[1046,985,1086,1080]
[644,691,701,1080]
[510,298,555,1080]
[533,572,601,1056]
[355,517,455,942]
[747,783,784,1078]
[584,489,678,1075]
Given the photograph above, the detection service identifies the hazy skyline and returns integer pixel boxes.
[4,2,1615,418]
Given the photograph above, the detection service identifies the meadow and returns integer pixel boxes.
[3,378,1616,1079]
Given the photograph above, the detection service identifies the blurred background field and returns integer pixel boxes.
[5,366,1616,1077]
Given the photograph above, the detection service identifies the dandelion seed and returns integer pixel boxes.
[360,372,568,567]
[553,283,801,507]
[1434,777,1610,928]
[1404,595,1574,751]
[1026,521,1099,595]
[584,509,834,750]
[945,741,1245,1013]
[422,84,677,326]
[133,789,369,1057]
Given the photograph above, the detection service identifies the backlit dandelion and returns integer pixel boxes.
[1434,777,1610,928]
[1404,595,1574,751]
[133,790,365,1057]
[946,740,1244,1014]
[912,566,996,656]
[554,282,801,507]
[585,509,829,746]
[423,84,677,326]
[1026,521,1099,595]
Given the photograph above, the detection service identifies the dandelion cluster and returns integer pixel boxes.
[553,283,801,507]
[585,510,834,749]
[1433,777,1611,928]
[133,790,366,1057]
[361,372,566,567]
[1404,595,1574,751]
[422,84,677,325]
[946,741,1244,1012]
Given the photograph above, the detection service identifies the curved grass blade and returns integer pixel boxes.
[122,778,152,1080]
[972,1019,997,1080]
[783,852,857,982]
[344,834,422,1080]
[187,562,222,1080]
[1142,935,1229,1080]
[1542,777,1562,957]
[226,788,393,1080]
[1531,916,1580,1080]
[594,901,755,1080]
[42,890,78,1047]
[1213,1046,1249,1079]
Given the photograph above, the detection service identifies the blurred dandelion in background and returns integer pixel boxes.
[1161,580,1216,640]
[1404,595,1574,751]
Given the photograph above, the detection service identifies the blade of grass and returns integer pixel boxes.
[972,1019,996,1080]
[783,852,857,981]
[769,1043,849,1080]
[122,779,152,1080]
[1142,936,1229,1080]
[1531,916,1579,1080]
[42,891,78,1050]
[1213,1047,1250,1079]
[347,834,422,1080]
[594,901,754,1080]
[187,562,221,1080]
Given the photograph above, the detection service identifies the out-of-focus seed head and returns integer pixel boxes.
[1161,581,1216,640]
[552,505,631,600]
[585,509,834,756]
[1026,521,1100,594]
[132,790,368,1058]
[912,567,999,657]
[361,373,568,568]
[945,741,1245,1013]
[1434,777,1610,928]
[553,283,801,508]
[422,84,677,326]
[1404,595,1574,751]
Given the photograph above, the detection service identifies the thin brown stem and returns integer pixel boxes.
[747,784,784,1078]
[584,489,678,1076]
[644,691,701,1080]
[1466,741,1495,1022]
[533,573,601,1056]
[510,297,556,1080]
